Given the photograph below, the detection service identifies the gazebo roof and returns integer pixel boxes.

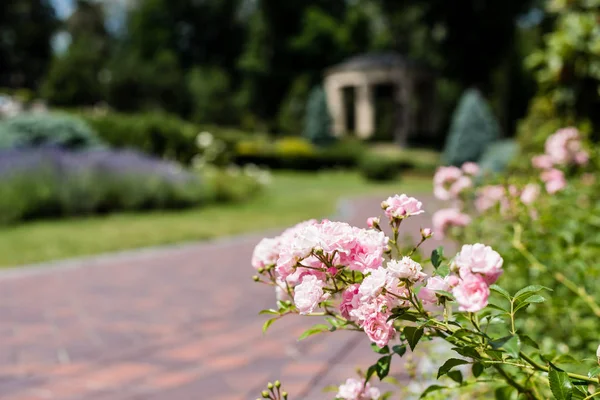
[325,52,424,75]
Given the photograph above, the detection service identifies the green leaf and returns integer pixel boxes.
[431,247,444,268]
[434,290,455,300]
[297,324,329,340]
[437,358,469,379]
[487,302,510,313]
[365,364,377,383]
[587,366,600,378]
[376,355,392,380]
[502,335,521,359]
[514,295,546,312]
[404,326,424,351]
[519,334,540,349]
[262,317,277,333]
[371,343,390,354]
[490,285,511,300]
[514,285,551,302]
[554,354,579,365]
[453,346,481,360]
[494,386,515,400]
[446,370,463,384]
[549,366,573,400]
[392,344,406,357]
[436,265,450,278]
[472,362,484,378]
[258,309,279,315]
[420,385,446,399]
[572,385,589,399]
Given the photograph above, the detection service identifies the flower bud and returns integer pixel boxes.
[267,382,274,390]
[380,201,388,210]
[421,228,433,239]
[258,267,265,274]
[366,217,380,229]
[252,276,260,282]
[274,380,281,388]
[261,390,270,398]
[282,392,288,399]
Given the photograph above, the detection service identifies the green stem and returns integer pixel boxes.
[585,391,600,400]
[520,351,598,384]
[493,365,540,400]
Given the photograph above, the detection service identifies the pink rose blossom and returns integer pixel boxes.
[520,183,540,205]
[366,217,380,229]
[386,257,426,282]
[450,176,473,197]
[531,154,554,170]
[545,127,582,165]
[475,185,506,212]
[453,274,490,312]
[541,168,566,194]
[336,378,381,400]
[363,312,395,348]
[575,151,589,165]
[251,238,280,269]
[421,227,433,238]
[382,194,424,219]
[418,276,450,304]
[461,162,480,176]
[340,284,360,318]
[359,268,389,299]
[432,208,471,239]
[454,243,503,285]
[294,275,325,314]
[433,166,463,200]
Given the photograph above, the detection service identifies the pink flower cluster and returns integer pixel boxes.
[451,244,503,312]
[474,185,506,213]
[531,127,588,194]
[339,256,427,347]
[336,378,381,400]
[431,208,471,239]
[433,163,478,201]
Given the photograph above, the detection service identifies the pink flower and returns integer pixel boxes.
[450,176,473,197]
[421,227,433,238]
[382,194,424,219]
[531,154,554,170]
[454,243,503,285]
[545,127,582,165]
[432,208,471,239]
[251,238,280,269]
[386,257,426,282]
[453,274,490,312]
[433,166,463,200]
[359,268,389,299]
[474,185,506,212]
[336,378,381,400]
[418,276,450,304]
[520,183,540,205]
[293,275,325,314]
[363,312,395,348]
[366,217,380,229]
[541,168,566,194]
[340,284,360,318]
[461,162,480,176]
[575,151,589,165]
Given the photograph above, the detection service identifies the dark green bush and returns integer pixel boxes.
[443,88,501,166]
[359,154,402,181]
[303,85,334,146]
[478,139,520,174]
[0,113,103,150]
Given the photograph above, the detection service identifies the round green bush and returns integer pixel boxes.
[359,154,402,181]
[0,113,103,150]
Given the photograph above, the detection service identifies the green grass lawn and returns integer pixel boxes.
[0,171,432,267]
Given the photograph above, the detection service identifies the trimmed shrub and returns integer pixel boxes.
[0,113,103,150]
[442,88,501,166]
[478,139,520,174]
[359,154,403,182]
[303,85,334,146]
[0,148,211,224]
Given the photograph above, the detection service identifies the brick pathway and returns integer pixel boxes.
[0,195,445,400]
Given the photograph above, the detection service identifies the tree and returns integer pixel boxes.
[442,88,501,166]
[187,66,235,125]
[303,85,333,146]
[0,0,58,90]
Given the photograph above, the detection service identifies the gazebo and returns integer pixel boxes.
[323,52,437,146]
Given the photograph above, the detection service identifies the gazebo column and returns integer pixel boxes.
[355,83,375,139]
[324,78,346,137]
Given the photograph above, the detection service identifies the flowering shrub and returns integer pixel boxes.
[251,127,600,399]
[252,191,600,399]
